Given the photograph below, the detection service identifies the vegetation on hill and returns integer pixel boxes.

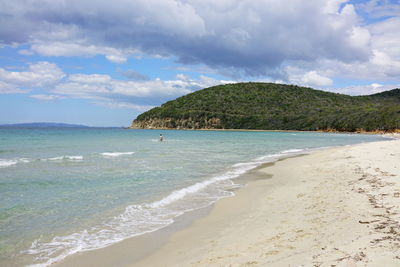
[131,83,400,132]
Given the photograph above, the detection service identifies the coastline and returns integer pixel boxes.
[55,137,400,266]
[128,127,400,135]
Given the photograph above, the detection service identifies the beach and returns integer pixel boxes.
[54,136,400,266]
[2,129,386,266]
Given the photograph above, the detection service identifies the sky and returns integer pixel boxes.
[0,0,399,127]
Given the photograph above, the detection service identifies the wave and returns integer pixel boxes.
[41,155,83,161]
[0,159,18,168]
[0,158,30,168]
[24,148,309,266]
[0,155,84,168]
[281,148,304,154]
[19,158,30,163]
[100,152,135,157]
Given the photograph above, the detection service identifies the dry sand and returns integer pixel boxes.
[57,138,400,267]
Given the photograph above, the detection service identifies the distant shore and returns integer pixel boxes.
[129,126,400,135]
[56,136,400,266]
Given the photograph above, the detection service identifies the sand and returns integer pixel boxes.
[56,137,400,267]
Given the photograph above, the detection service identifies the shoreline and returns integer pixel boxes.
[53,157,292,267]
[133,138,400,266]
[55,137,400,266]
[128,127,400,135]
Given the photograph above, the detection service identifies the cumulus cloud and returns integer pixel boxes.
[0,0,378,76]
[51,72,231,111]
[301,71,333,87]
[0,62,64,86]
[285,66,333,88]
[0,61,228,109]
[295,15,400,82]
[286,66,333,88]
[0,59,231,110]
[30,42,134,63]
[0,62,65,93]
[52,73,228,99]
[368,17,400,76]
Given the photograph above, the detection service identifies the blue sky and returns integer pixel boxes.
[0,0,399,126]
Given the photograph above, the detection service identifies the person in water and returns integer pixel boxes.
[159,134,164,142]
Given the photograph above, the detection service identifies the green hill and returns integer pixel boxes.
[131,83,400,132]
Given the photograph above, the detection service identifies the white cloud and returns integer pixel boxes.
[348,26,371,51]
[39,72,230,111]
[282,13,400,84]
[50,72,228,100]
[0,62,64,86]
[368,17,400,77]
[30,94,62,100]
[53,82,110,98]
[93,101,155,111]
[0,81,30,94]
[285,67,333,88]
[110,80,193,97]
[29,42,135,64]
[301,71,333,87]
[0,62,65,93]
[68,74,113,84]
[4,63,229,108]
[302,15,400,82]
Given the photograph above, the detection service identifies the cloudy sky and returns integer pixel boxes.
[0,0,399,126]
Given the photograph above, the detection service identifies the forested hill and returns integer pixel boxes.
[130,83,400,132]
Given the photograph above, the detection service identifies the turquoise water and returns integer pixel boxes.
[0,128,386,266]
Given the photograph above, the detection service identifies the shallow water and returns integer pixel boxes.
[0,128,386,266]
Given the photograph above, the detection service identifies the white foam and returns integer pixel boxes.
[0,159,18,168]
[100,152,135,157]
[45,157,63,161]
[25,204,180,267]
[232,162,259,168]
[254,153,281,161]
[44,155,83,161]
[0,158,31,168]
[65,156,83,160]
[281,149,304,154]
[19,158,30,163]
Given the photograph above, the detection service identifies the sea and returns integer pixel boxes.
[0,127,387,266]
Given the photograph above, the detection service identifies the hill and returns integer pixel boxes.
[130,83,400,132]
[0,122,89,128]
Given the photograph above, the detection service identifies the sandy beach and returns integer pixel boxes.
[57,137,400,267]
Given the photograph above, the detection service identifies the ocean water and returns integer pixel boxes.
[0,128,386,266]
